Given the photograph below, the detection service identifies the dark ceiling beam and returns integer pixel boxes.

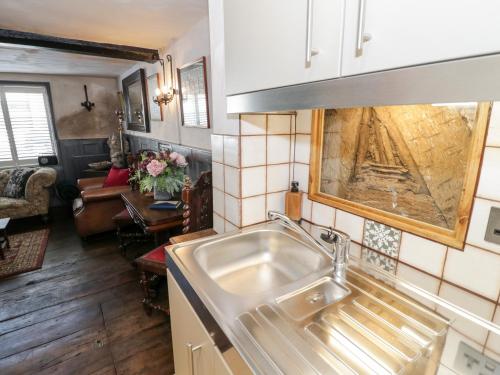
[0,28,160,63]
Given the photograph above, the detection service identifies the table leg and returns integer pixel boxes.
[154,231,167,246]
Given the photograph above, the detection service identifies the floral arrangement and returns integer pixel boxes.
[129,151,187,196]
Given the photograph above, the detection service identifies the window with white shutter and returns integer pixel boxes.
[0,84,57,167]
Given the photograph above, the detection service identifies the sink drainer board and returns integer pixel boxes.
[237,271,449,374]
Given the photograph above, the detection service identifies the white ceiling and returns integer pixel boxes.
[0,0,208,49]
[0,43,138,77]
[0,0,208,77]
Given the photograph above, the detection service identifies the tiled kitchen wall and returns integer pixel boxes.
[211,106,500,370]
[211,113,296,232]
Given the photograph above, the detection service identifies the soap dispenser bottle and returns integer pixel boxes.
[285,181,302,221]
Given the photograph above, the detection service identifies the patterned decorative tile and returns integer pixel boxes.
[363,220,401,257]
[361,247,397,274]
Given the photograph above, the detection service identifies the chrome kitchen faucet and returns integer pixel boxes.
[267,211,350,281]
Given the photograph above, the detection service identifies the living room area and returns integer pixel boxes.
[0,0,212,373]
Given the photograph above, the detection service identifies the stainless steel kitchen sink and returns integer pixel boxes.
[169,221,483,374]
[193,229,331,295]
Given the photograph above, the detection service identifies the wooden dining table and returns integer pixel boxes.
[121,190,184,244]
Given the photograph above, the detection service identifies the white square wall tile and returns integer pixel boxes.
[395,264,440,309]
[267,135,291,164]
[224,194,241,227]
[241,136,266,167]
[241,114,266,135]
[268,114,291,134]
[335,210,365,243]
[267,191,286,213]
[398,233,447,277]
[291,114,296,134]
[437,282,494,345]
[213,213,225,234]
[293,163,310,193]
[487,101,500,147]
[485,309,500,359]
[267,164,290,193]
[212,188,224,216]
[443,245,500,300]
[224,166,240,197]
[294,135,311,164]
[296,110,312,134]
[212,112,239,136]
[349,242,362,259]
[466,198,500,255]
[223,136,240,167]
[211,134,224,163]
[241,166,266,197]
[301,196,312,221]
[289,134,296,162]
[225,220,239,232]
[476,147,500,201]
[311,202,335,227]
[241,195,266,226]
[436,365,455,375]
[440,329,483,371]
[212,162,224,190]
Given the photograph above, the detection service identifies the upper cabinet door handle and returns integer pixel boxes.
[305,0,319,65]
[356,0,372,57]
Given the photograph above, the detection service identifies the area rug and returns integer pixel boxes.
[0,228,49,280]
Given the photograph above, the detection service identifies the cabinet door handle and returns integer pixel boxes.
[186,343,202,375]
[305,0,318,65]
[356,0,372,56]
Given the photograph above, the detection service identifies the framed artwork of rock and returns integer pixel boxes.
[309,102,491,248]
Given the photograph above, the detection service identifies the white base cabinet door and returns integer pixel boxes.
[224,0,344,95]
[168,271,232,375]
[342,0,500,76]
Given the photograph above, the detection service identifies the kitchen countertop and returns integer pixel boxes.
[166,224,500,375]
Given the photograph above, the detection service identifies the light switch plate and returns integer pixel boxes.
[454,342,500,375]
[485,207,500,245]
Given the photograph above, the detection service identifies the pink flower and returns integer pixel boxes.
[146,159,165,177]
[170,152,187,167]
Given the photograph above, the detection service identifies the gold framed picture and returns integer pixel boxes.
[309,102,491,248]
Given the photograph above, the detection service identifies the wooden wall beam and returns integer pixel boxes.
[0,29,160,63]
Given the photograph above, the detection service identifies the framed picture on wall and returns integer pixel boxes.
[177,56,210,128]
[308,102,491,248]
[122,68,150,132]
[147,73,163,121]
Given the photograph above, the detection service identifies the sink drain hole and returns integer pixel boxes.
[306,292,324,304]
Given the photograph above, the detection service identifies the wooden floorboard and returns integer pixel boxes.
[0,212,174,374]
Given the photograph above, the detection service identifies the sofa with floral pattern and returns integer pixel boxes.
[0,168,57,221]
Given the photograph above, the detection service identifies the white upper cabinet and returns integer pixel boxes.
[224,0,344,95]
[342,0,500,76]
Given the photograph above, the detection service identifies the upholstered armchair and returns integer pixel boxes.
[73,177,131,238]
[0,167,57,221]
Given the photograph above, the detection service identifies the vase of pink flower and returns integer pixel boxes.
[129,151,188,200]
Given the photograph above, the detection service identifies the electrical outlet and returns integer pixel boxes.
[485,207,500,245]
[454,342,500,374]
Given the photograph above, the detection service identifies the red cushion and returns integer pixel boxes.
[112,209,133,223]
[142,245,167,263]
[103,167,129,187]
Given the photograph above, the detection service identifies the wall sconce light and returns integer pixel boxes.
[153,55,176,106]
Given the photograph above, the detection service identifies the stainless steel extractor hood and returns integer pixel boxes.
[226,54,500,114]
